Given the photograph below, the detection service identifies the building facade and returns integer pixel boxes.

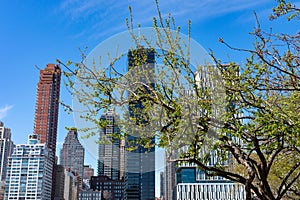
[64,169,79,200]
[0,181,5,200]
[126,47,156,200]
[84,165,94,179]
[176,182,245,200]
[54,165,65,200]
[173,151,245,199]
[54,165,79,200]
[90,175,125,200]
[164,157,177,200]
[4,134,53,200]
[33,63,61,199]
[0,121,14,182]
[98,109,124,180]
[83,165,94,190]
[33,63,61,153]
[97,109,126,199]
[78,190,101,200]
[169,156,246,200]
[60,129,85,189]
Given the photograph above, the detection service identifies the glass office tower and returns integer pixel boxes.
[126,47,155,200]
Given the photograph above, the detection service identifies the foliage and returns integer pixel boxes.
[58,0,300,199]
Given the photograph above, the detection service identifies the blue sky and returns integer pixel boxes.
[0,0,298,196]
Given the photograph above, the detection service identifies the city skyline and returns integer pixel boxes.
[1,1,293,146]
[0,1,298,197]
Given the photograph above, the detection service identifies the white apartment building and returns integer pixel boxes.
[4,134,53,200]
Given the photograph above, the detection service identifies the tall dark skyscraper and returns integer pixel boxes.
[126,47,155,200]
[33,63,61,153]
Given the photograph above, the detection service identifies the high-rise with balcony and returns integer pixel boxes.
[4,134,53,200]
[33,63,61,199]
[33,63,61,153]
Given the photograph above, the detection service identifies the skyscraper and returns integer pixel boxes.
[33,63,61,199]
[98,109,125,180]
[34,63,61,153]
[126,47,155,200]
[5,134,54,200]
[60,129,85,189]
[97,109,126,199]
[0,121,14,182]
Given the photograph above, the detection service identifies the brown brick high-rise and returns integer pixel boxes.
[33,63,61,200]
[34,63,61,153]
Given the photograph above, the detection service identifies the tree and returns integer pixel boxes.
[59,0,300,199]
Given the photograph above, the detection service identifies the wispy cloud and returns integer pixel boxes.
[234,7,272,25]
[59,0,269,21]
[0,105,13,120]
[156,0,272,25]
[57,0,271,41]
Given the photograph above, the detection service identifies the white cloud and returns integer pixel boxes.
[0,105,13,120]
[59,0,269,21]
[57,0,271,41]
